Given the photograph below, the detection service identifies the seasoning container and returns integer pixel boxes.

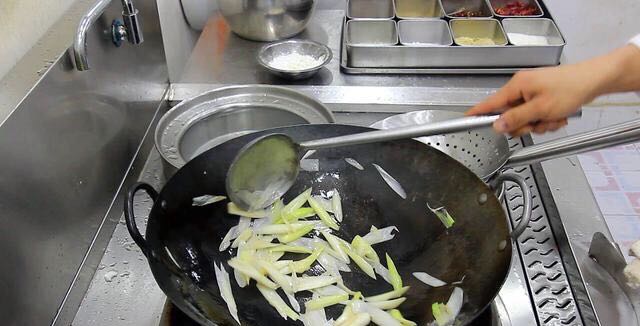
[488,0,543,17]
[347,20,398,45]
[502,18,564,46]
[440,0,493,19]
[450,19,507,46]
[395,0,444,19]
[348,0,395,19]
[398,20,453,46]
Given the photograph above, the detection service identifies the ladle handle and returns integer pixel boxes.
[300,115,500,149]
[506,118,640,168]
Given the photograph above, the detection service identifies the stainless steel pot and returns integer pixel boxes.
[217,0,317,41]
[155,85,334,169]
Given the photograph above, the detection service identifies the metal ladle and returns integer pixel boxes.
[226,115,500,210]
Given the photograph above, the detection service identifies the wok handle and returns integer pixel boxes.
[505,118,640,167]
[300,115,499,149]
[124,182,158,258]
[492,173,532,238]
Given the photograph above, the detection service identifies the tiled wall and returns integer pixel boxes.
[572,106,640,262]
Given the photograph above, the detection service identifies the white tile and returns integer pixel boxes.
[600,150,640,172]
[593,192,637,215]
[615,171,640,192]
[604,215,640,262]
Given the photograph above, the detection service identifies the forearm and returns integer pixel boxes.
[588,44,640,98]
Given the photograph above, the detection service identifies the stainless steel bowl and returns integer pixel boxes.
[155,85,335,169]
[257,40,332,80]
[217,0,317,41]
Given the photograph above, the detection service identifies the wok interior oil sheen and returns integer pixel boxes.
[141,124,511,326]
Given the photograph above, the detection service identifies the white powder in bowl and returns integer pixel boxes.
[507,33,549,46]
[268,53,324,71]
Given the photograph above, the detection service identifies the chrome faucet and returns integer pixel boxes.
[73,0,144,71]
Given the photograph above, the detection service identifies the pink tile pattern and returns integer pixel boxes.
[578,143,640,262]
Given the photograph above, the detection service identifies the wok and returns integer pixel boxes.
[126,124,516,326]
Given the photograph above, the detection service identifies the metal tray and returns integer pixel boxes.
[341,0,565,74]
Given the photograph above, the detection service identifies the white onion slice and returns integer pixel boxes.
[214,262,240,325]
[285,291,301,313]
[351,301,401,326]
[313,285,348,297]
[362,226,398,245]
[257,284,299,321]
[234,268,248,288]
[367,297,406,310]
[301,159,320,172]
[372,164,407,199]
[413,272,446,287]
[192,195,226,206]
[370,260,392,284]
[345,158,364,170]
[300,307,329,326]
[332,190,343,222]
[447,287,464,319]
[219,225,240,252]
[296,275,338,292]
[312,196,334,213]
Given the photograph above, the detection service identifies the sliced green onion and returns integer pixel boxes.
[281,247,324,274]
[277,224,315,243]
[342,243,376,279]
[227,202,268,218]
[432,302,452,326]
[256,260,294,293]
[295,275,338,292]
[307,196,339,230]
[352,235,379,263]
[386,253,403,291]
[257,284,299,321]
[213,262,240,324]
[365,286,409,302]
[428,203,455,228]
[269,244,313,254]
[336,305,355,325]
[231,228,253,248]
[305,294,349,311]
[255,223,308,235]
[227,258,277,289]
[320,230,350,263]
[389,309,417,326]
[332,190,343,222]
[275,207,315,224]
[283,188,312,214]
[367,297,406,310]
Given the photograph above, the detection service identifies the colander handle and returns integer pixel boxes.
[492,173,532,238]
[505,118,640,167]
[301,115,500,149]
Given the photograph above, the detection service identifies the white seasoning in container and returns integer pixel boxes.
[268,53,323,71]
[507,33,549,46]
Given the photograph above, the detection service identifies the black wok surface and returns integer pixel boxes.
[127,124,512,326]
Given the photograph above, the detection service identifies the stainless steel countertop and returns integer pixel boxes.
[73,0,640,325]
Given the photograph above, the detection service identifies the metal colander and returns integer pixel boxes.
[371,110,510,180]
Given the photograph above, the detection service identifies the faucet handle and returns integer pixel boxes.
[120,0,143,45]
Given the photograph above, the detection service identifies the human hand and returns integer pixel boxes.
[466,64,602,136]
